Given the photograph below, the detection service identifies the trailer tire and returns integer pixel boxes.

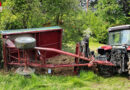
[15,36,36,49]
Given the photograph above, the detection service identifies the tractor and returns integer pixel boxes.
[96,25,130,78]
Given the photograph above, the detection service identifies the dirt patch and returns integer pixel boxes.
[47,55,74,64]
[36,55,75,76]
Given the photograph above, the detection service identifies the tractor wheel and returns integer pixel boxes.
[15,36,36,49]
[98,65,115,77]
[127,61,130,79]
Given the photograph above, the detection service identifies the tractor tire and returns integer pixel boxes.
[97,65,115,77]
[127,61,130,79]
[15,36,36,49]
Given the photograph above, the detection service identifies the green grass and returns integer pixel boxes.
[89,41,105,51]
[0,71,129,90]
[0,41,130,90]
[62,41,104,53]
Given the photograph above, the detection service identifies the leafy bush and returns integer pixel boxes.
[62,10,109,44]
[95,0,128,25]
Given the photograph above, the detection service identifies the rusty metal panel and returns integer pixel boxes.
[0,26,62,35]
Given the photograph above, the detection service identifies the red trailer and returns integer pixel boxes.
[0,26,114,75]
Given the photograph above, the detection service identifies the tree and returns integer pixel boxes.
[41,0,80,25]
[0,0,43,30]
[118,0,130,17]
[95,0,128,25]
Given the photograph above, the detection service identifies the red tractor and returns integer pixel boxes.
[96,25,130,78]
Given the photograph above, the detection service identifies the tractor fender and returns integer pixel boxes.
[98,45,112,55]
[101,45,112,50]
[127,46,130,51]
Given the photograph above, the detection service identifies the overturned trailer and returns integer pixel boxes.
[0,26,114,75]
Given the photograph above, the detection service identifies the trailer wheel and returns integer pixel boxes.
[15,36,36,49]
[15,67,35,76]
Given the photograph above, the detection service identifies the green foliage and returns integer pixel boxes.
[85,10,109,43]
[95,0,127,25]
[0,0,43,30]
[0,0,129,45]
[62,10,109,44]
[41,0,80,25]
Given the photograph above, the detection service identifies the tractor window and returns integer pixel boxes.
[109,30,130,45]
[121,30,130,45]
[109,32,121,45]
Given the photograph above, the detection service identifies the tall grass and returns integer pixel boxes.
[0,71,129,90]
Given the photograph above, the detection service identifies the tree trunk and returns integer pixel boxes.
[56,14,60,25]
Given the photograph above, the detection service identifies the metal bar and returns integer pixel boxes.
[8,63,25,66]
[75,43,79,64]
[9,55,26,61]
[60,30,62,50]
[34,47,91,61]
[34,33,38,62]
[8,62,89,68]
[24,50,28,68]
[18,49,20,63]
[8,59,114,68]
[43,51,46,64]
[74,43,80,74]
[9,55,18,60]
[2,35,7,69]
[29,63,89,68]
[8,48,11,62]
[35,50,37,62]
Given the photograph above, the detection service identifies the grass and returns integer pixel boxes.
[89,41,105,51]
[0,71,129,90]
[0,41,130,90]
[62,41,104,53]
